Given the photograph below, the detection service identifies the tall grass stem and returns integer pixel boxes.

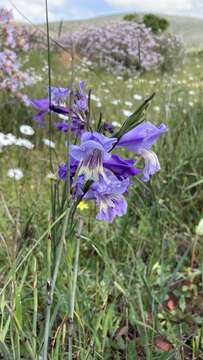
[68,218,83,360]
[43,209,70,359]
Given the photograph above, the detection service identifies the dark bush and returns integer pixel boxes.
[123,13,139,22]
[143,14,169,33]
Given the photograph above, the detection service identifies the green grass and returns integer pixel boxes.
[0,47,203,359]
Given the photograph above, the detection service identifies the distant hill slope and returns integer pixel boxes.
[39,13,203,49]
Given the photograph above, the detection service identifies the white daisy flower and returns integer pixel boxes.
[122,109,132,117]
[133,94,143,101]
[91,94,100,102]
[19,125,35,136]
[112,121,120,127]
[43,138,55,149]
[125,101,133,107]
[111,100,120,105]
[7,168,24,181]
[16,138,34,149]
[0,133,16,146]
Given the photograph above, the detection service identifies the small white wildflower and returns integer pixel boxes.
[20,125,35,136]
[122,109,132,117]
[85,60,92,66]
[153,106,160,112]
[59,114,68,121]
[125,101,133,107]
[133,94,143,101]
[111,100,120,105]
[112,121,120,127]
[91,94,100,102]
[196,219,203,236]
[46,172,57,180]
[16,138,34,149]
[7,168,24,181]
[43,138,55,149]
[0,133,16,146]
[189,90,195,96]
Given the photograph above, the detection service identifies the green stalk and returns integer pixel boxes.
[42,198,82,357]
[6,304,35,360]
[32,257,38,357]
[68,219,83,360]
[66,41,75,204]
[43,208,70,360]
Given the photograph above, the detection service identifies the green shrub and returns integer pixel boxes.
[143,14,169,33]
[123,13,139,22]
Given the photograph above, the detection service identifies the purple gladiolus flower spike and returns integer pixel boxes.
[50,87,69,103]
[71,132,117,181]
[103,154,141,180]
[85,172,129,223]
[55,122,69,133]
[30,82,89,135]
[30,98,49,126]
[73,81,88,113]
[117,122,168,182]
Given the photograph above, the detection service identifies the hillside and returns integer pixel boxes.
[44,13,203,49]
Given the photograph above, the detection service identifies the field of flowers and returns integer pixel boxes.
[0,7,203,360]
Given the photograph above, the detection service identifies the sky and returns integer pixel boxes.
[2,0,203,23]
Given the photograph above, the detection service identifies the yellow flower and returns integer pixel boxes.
[77,201,89,211]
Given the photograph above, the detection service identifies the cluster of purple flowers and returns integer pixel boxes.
[30,82,88,137]
[31,84,168,223]
[61,22,184,75]
[0,7,31,105]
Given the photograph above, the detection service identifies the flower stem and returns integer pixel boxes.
[43,208,70,360]
[68,218,83,360]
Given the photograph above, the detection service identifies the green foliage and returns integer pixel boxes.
[143,14,170,33]
[123,13,139,22]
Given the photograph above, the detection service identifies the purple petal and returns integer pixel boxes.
[117,122,168,151]
[50,104,70,115]
[139,149,161,182]
[31,99,49,111]
[104,154,141,179]
[55,122,69,133]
